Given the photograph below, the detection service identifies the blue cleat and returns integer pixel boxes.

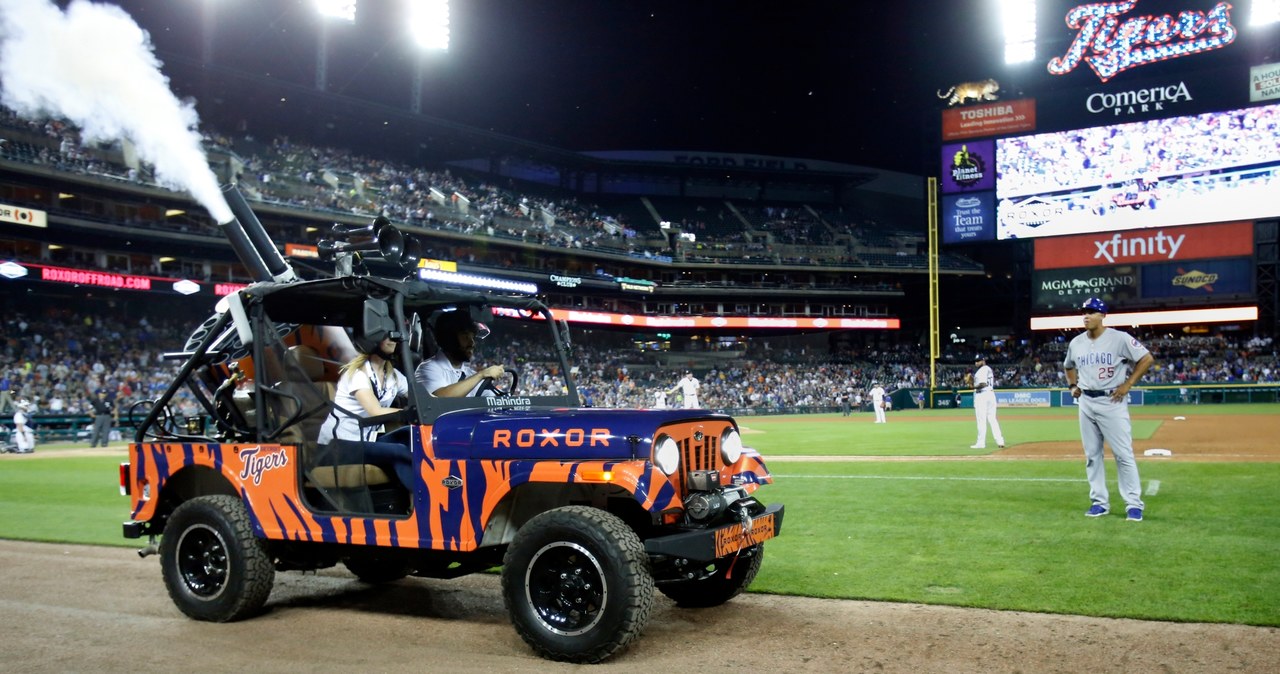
[1085,504,1109,517]
[1126,508,1143,522]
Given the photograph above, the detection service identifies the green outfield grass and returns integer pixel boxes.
[739,404,1266,456]
[2,404,1277,625]
[753,459,1280,626]
[0,455,129,547]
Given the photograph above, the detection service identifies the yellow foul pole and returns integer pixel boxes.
[927,177,940,392]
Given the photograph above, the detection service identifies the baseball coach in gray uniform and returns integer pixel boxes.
[1063,297,1155,522]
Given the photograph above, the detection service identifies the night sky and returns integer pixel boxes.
[119,0,1017,175]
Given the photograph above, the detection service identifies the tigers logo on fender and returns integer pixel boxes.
[238,446,289,486]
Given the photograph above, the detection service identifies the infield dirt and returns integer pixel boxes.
[1,539,1277,673]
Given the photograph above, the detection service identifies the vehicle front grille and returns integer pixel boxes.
[680,433,720,487]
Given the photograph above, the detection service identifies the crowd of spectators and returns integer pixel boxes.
[0,104,951,274]
[20,323,1280,441]
[10,307,1274,441]
[0,309,201,427]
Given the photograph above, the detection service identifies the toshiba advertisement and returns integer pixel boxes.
[1034,221,1253,270]
[942,99,1036,141]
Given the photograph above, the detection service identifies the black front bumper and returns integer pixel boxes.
[644,502,784,562]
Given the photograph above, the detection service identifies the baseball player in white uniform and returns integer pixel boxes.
[869,381,887,423]
[970,354,1004,449]
[12,399,35,453]
[1063,297,1155,522]
[670,371,700,409]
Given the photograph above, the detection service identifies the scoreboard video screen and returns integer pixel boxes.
[994,102,1280,240]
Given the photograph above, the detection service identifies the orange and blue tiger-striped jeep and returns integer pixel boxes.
[121,273,782,664]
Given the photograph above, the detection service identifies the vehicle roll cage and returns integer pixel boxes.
[135,276,580,443]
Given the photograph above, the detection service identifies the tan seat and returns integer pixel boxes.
[286,344,390,488]
[287,345,337,400]
[306,464,392,489]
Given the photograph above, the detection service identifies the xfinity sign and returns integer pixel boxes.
[1093,231,1184,264]
[1034,222,1254,271]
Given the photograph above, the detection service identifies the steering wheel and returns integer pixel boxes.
[477,369,519,398]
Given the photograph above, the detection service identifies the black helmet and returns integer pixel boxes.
[430,308,476,335]
[351,329,398,355]
[432,309,489,342]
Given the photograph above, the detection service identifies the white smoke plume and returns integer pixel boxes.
[0,0,233,223]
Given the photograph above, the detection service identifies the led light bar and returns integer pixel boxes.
[418,268,538,295]
[490,306,901,330]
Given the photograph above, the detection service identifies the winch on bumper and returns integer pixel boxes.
[646,483,784,562]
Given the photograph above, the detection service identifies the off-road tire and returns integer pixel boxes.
[657,543,764,608]
[159,495,274,622]
[501,506,654,663]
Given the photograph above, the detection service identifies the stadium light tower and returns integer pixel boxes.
[408,0,450,114]
[409,0,450,51]
[316,0,357,21]
[314,0,357,92]
[999,0,1036,65]
[1252,0,1280,26]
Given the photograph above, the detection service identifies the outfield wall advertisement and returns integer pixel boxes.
[995,390,1052,408]
[1034,265,1140,313]
[1061,390,1144,407]
[1140,257,1254,299]
[1033,257,1254,312]
[940,192,996,244]
[940,139,996,193]
[1033,221,1254,270]
[941,99,1036,141]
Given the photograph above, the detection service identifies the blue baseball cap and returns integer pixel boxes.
[1081,297,1108,314]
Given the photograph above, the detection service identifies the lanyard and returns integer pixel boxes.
[366,361,388,402]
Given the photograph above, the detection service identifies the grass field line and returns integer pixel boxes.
[1147,479,1161,495]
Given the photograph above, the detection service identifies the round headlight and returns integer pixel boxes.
[654,435,680,475]
[721,429,743,465]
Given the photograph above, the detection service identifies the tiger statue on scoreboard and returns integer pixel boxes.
[937,79,1001,107]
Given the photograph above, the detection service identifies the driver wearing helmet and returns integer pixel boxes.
[415,309,505,397]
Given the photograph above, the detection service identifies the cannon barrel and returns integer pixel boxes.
[215,216,273,283]
[221,184,297,282]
